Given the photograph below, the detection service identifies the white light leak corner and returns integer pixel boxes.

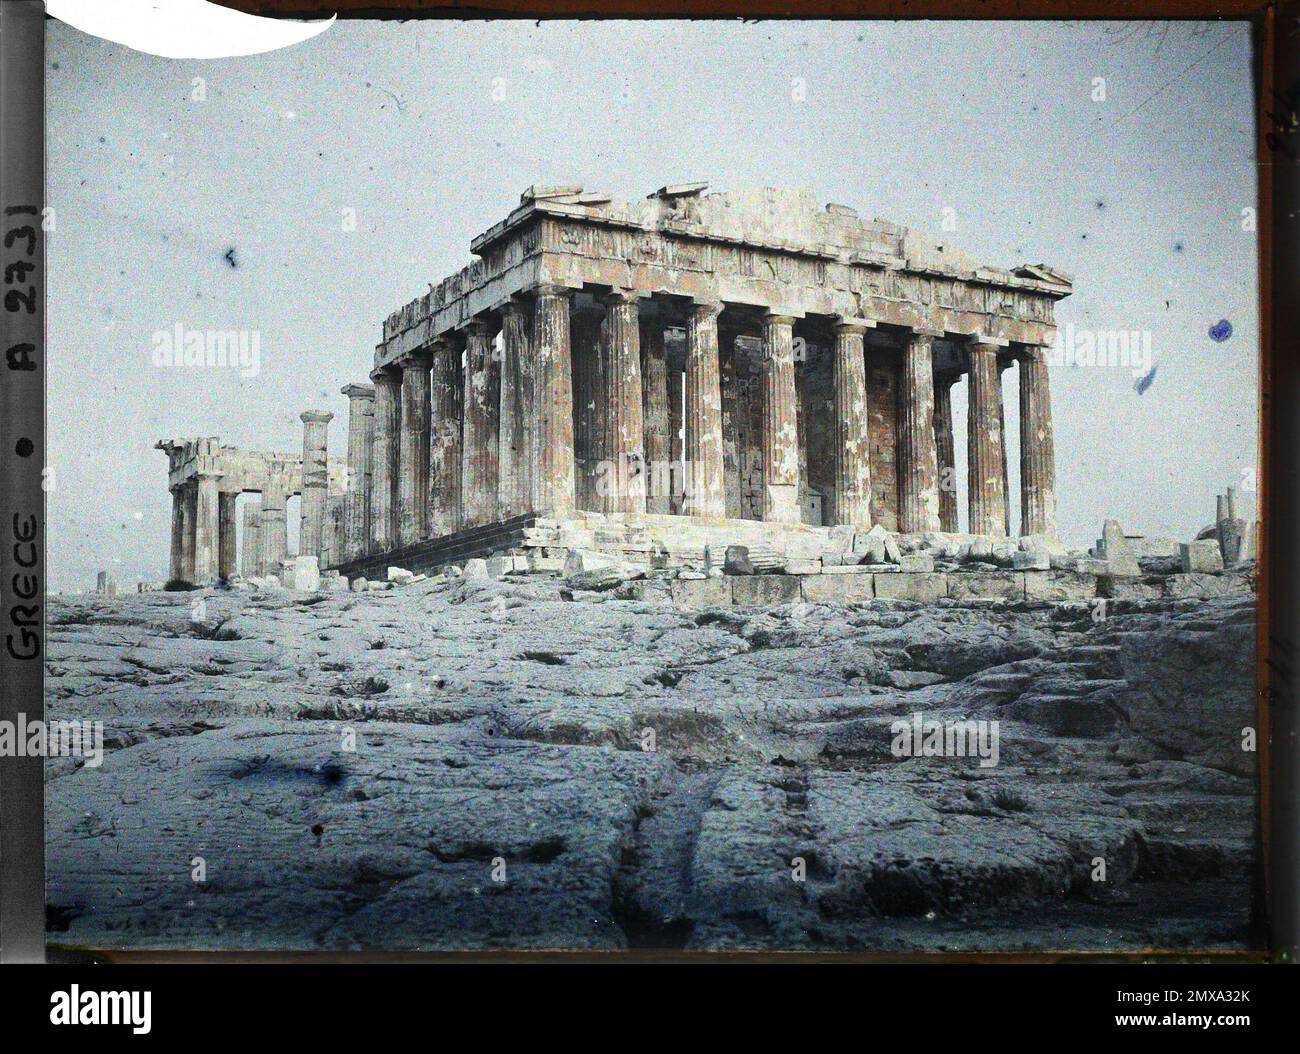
[47,0,335,60]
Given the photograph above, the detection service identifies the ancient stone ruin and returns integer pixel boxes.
[160,184,1081,588]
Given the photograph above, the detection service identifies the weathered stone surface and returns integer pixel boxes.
[947,571,1024,601]
[1181,540,1225,574]
[284,555,321,592]
[723,545,754,576]
[44,582,1255,952]
[800,574,874,603]
[897,553,935,573]
[1024,570,1097,602]
[872,572,947,602]
[731,575,801,607]
[670,575,731,609]
[1012,549,1050,571]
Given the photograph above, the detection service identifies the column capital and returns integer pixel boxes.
[500,298,531,321]
[300,410,333,425]
[833,315,876,334]
[462,317,497,339]
[532,283,573,300]
[369,365,401,385]
[603,287,640,307]
[909,325,944,339]
[340,382,375,400]
[397,347,434,370]
[762,310,799,325]
[965,333,1010,349]
[690,300,724,320]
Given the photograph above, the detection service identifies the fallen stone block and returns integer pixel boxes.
[1163,571,1251,599]
[947,571,1024,601]
[731,575,801,607]
[1012,549,1050,571]
[822,564,873,575]
[1180,540,1224,574]
[286,556,321,592]
[1097,575,1163,601]
[873,572,947,602]
[723,545,755,575]
[463,558,490,580]
[783,559,822,575]
[567,564,646,592]
[387,566,416,585]
[897,553,935,573]
[563,548,618,576]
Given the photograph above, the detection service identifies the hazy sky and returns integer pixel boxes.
[46,18,1259,590]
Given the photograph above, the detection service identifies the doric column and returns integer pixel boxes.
[461,320,500,527]
[324,496,344,568]
[831,318,873,527]
[340,383,375,561]
[1018,343,1058,537]
[685,301,726,517]
[601,291,646,514]
[966,338,1009,536]
[240,502,262,577]
[760,312,801,523]
[998,358,1012,535]
[933,371,959,532]
[218,492,238,580]
[368,370,401,554]
[498,300,533,518]
[898,330,942,533]
[299,410,333,565]
[397,351,432,546]
[532,286,575,514]
[429,337,462,537]
[259,474,289,576]
[193,472,221,583]
[668,356,685,515]
[168,488,184,582]
[571,311,603,511]
[180,484,196,582]
[641,314,672,514]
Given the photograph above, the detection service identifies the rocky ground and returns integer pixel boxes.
[44,572,1260,953]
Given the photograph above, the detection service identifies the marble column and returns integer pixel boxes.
[966,339,1009,536]
[831,319,872,527]
[640,314,672,515]
[429,337,463,537]
[397,351,432,546]
[180,484,196,582]
[168,488,184,582]
[299,410,333,565]
[498,300,533,518]
[760,312,800,523]
[1018,343,1058,537]
[193,472,221,583]
[998,358,1012,536]
[259,474,288,576]
[933,372,960,533]
[341,383,375,561]
[898,331,942,533]
[461,320,500,527]
[533,286,575,514]
[685,301,726,517]
[241,502,262,577]
[601,291,646,514]
[368,370,401,554]
[218,492,238,580]
[668,357,685,515]
[571,311,603,511]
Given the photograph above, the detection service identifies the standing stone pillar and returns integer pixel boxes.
[461,320,500,527]
[429,337,463,536]
[831,319,873,527]
[193,472,221,583]
[685,301,726,517]
[240,502,262,577]
[998,359,1013,536]
[259,474,289,577]
[168,487,184,582]
[217,492,238,580]
[966,338,1009,536]
[760,313,801,523]
[668,358,685,515]
[601,291,646,514]
[933,371,959,533]
[640,315,672,515]
[898,330,943,533]
[498,301,533,518]
[299,410,333,566]
[571,311,603,511]
[1018,343,1058,537]
[368,370,401,554]
[341,383,375,561]
[532,286,575,514]
[397,351,432,546]
[180,484,196,582]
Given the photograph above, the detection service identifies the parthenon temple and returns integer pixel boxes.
[160,184,1072,585]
